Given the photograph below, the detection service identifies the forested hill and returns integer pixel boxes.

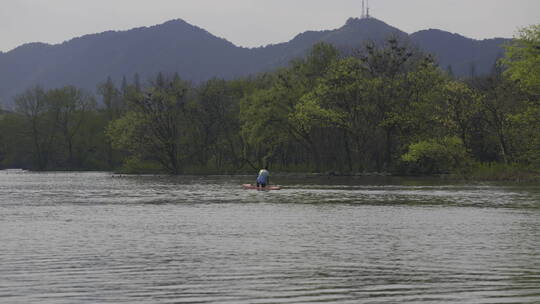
[0,19,252,107]
[410,29,508,76]
[0,17,509,107]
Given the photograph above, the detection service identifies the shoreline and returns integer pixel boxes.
[2,168,539,183]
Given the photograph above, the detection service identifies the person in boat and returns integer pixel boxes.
[256,167,270,188]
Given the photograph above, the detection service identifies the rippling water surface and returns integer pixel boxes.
[1,171,540,303]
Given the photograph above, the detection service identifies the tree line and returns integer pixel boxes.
[1,25,539,177]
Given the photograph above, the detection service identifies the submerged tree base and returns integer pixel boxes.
[467,163,540,182]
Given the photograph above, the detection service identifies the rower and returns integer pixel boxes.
[256,166,270,188]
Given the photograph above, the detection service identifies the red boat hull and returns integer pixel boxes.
[242,184,282,191]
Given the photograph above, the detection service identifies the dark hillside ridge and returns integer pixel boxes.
[0,17,509,107]
[410,29,507,76]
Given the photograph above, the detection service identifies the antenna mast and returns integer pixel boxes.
[366,0,370,18]
[362,0,365,18]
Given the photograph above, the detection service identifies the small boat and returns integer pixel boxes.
[242,184,282,191]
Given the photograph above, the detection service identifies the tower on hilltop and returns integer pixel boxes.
[361,0,371,19]
[367,0,370,18]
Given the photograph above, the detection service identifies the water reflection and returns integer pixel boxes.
[1,171,539,303]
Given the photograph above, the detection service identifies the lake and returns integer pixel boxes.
[1,171,539,303]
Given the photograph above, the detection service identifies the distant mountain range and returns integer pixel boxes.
[0,17,509,107]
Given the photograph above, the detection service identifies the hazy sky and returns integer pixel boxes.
[1,0,539,52]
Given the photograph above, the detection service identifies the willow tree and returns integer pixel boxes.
[107,75,192,174]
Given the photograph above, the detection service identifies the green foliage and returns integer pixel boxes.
[401,136,473,174]
[508,105,540,167]
[285,39,447,172]
[106,112,147,151]
[14,86,50,170]
[240,43,340,170]
[501,24,540,95]
[0,112,31,168]
[240,87,293,167]
[11,86,106,170]
[291,95,345,132]
[48,86,97,168]
[499,24,540,169]
[98,77,123,120]
[195,79,240,166]
[437,81,481,144]
[2,33,539,178]
[471,73,526,163]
